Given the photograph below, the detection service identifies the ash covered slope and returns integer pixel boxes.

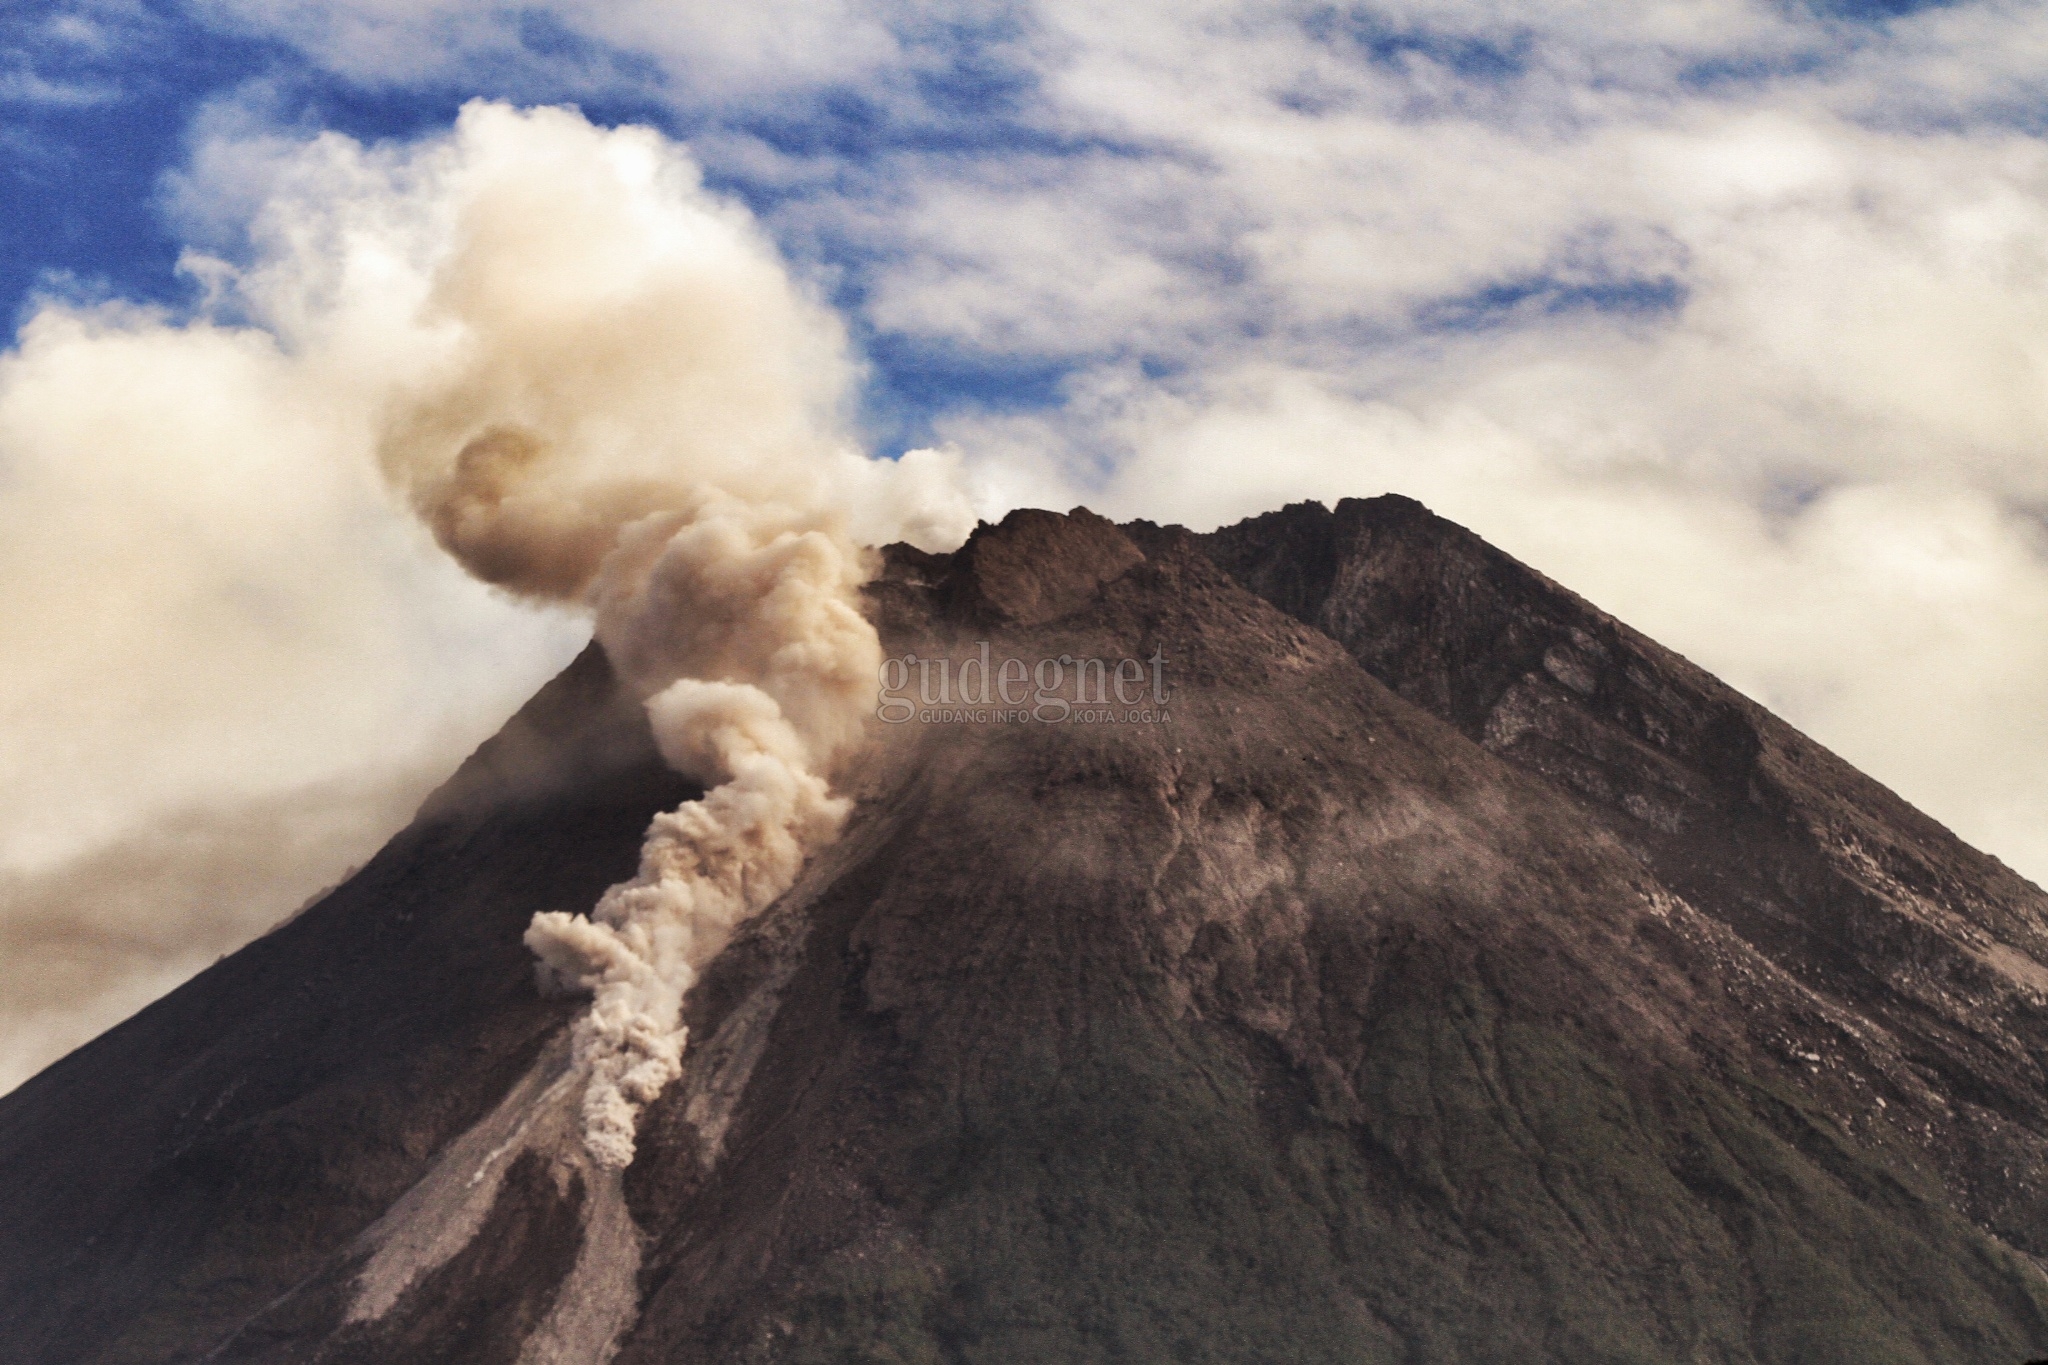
[5,505,2048,1364]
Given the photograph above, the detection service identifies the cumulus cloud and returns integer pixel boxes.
[0,158,585,1094]
[0,299,584,865]
[0,287,592,1099]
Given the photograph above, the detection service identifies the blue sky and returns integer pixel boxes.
[7,0,2048,1085]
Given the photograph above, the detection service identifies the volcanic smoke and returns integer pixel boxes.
[357,104,968,1166]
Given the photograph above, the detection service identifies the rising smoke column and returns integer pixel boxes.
[267,101,973,1166]
[524,501,884,1168]
[521,505,877,1167]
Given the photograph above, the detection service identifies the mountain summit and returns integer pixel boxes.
[5,499,2048,1364]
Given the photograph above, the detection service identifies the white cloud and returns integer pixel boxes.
[834,153,1240,359]
[0,290,586,1089]
[950,343,2048,879]
[0,1,158,109]
[860,4,2048,888]
[855,5,2048,888]
[0,299,586,873]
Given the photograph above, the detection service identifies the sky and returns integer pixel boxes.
[5,0,2048,1091]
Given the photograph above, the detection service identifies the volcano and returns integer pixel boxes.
[6,498,2048,1365]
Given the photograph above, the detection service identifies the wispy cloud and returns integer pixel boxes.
[0,2,156,108]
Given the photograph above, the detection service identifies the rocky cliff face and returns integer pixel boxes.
[4,501,2048,1365]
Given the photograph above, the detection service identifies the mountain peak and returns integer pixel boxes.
[942,506,1147,627]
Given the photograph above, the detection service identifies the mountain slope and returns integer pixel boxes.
[3,503,2047,1364]
[1183,496,2048,1259]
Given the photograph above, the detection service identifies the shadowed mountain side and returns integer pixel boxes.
[1169,497,2048,1261]
[0,645,694,1365]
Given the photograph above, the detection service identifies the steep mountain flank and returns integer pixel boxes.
[1182,496,2048,1261]
[2,504,2046,1364]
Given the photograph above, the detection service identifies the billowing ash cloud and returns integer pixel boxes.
[308,102,971,1165]
[0,98,969,1111]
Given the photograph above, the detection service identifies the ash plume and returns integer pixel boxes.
[0,97,962,1151]
[529,501,882,1167]
[342,103,969,1165]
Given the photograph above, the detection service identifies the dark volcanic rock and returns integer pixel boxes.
[3,502,2048,1364]
[942,506,1146,626]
